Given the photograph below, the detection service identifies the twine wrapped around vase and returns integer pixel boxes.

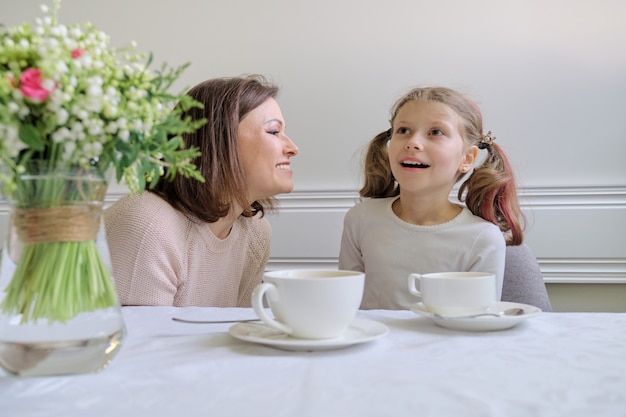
[12,204,102,243]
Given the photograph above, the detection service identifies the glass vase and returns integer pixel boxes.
[0,165,126,377]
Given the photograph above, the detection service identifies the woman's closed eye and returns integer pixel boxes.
[264,119,285,137]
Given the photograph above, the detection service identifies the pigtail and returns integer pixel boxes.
[458,142,525,245]
[360,129,399,198]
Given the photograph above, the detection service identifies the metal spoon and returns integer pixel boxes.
[432,307,525,320]
[171,317,259,324]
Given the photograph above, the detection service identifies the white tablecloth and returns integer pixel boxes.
[1,307,625,417]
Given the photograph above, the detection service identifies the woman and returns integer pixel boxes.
[105,75,298,306]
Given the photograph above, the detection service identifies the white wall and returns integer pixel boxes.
[3,0,626,310]
[5,0,626,190]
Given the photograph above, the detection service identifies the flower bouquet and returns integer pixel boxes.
[0,0,205,332]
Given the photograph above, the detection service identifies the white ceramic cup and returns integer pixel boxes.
[251,269,365,339]
[407,272,497,315]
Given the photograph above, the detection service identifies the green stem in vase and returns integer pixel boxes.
[0,165,118,324]
[2,240,117,324]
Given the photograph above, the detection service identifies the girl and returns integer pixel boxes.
[339,87,524,309]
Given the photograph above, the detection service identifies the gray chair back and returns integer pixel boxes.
[502,243,553,312]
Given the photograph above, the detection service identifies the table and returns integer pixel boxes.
[1,307,626,417]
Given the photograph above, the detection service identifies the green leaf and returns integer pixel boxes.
[19,124,45,151]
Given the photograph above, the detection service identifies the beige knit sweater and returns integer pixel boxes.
[104,192,270,307]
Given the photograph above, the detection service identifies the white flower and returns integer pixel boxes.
[0,0,203,196]
[90,75,103,86]
[64,39,77,50]
[106,121,118,134]
[41,79,56,92]
[103,104,118,118]
[118,129,130,141]
[52,127,71,143]
[91,141,103,155]
[87,85,102,96]
[56,61,69,74]
[79,55,93,69]
[63,140,76,160]
[52,24,67,38]
[56,108,69,124]
[86,119,104,136]
[70,121,84,134]
[70,27,82,38]
[3,126,18,142]
[46,90,63,109]
[18,107,30,118]
[0,125,25,157]
[72,107,88,120]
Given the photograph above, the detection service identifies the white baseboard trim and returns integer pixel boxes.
[269,185,626,209]
[266,258,626,284]
[102,184,626,208]
[4,185,623,285]
[264,185,626,285]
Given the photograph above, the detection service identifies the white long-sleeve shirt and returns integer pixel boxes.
[339,197,505,310]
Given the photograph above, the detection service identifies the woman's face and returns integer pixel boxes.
[387,100,476,197]
[238,97,298,202]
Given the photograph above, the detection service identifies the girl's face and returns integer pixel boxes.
[238,97,298,202]
[387,100,477,197]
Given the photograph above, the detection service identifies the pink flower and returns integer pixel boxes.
[19,68,54,103]
[71,48,85,59]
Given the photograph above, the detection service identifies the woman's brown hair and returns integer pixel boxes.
[151,75,279,223]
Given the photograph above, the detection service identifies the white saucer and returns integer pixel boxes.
[228,318,388,351]
[410,301,541,332]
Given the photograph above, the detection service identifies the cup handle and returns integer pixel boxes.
[407,273,423,297]
[251,283,293,335]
